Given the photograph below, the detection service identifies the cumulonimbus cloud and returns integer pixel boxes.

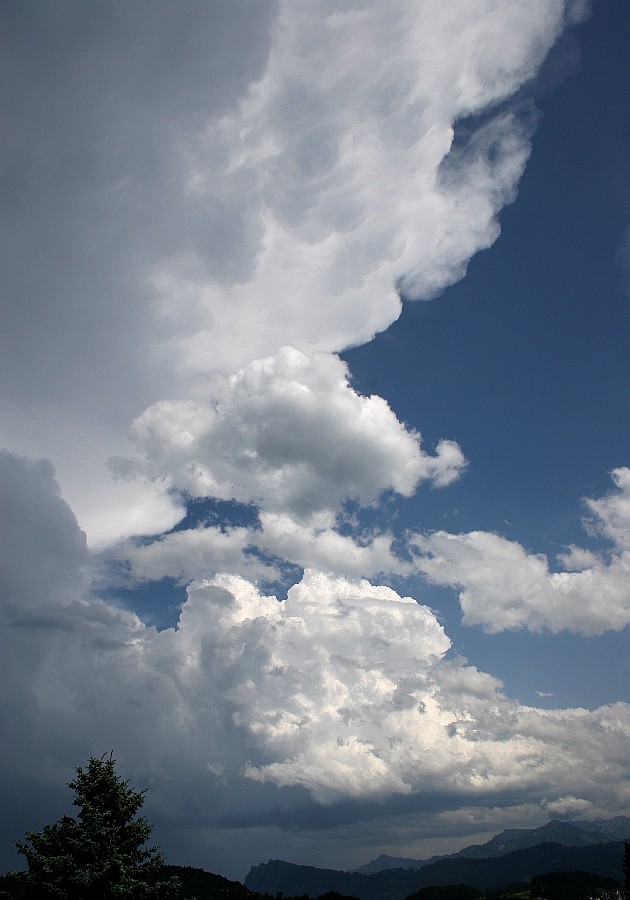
[0,0,610,876]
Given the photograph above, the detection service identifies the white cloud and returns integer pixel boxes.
[556,544,599,571]
[0,1,573,547]
[411,468,630,634]
[122,514,406,587]
[74,474,186,553]
[544,795,592,817]
[161,0,570,374]
[3,449,630,875]
[118,524,277,586]
[0,2,277,548]
[258,513,405,579]
[132,347,466,525]
[0,0,609,877]
[584,467,630,549]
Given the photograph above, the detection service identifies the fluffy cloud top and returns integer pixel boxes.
[412,468,630,634]
[132,347,466,525]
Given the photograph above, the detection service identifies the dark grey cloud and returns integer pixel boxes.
[0,0,276,414]
[0,450,87,606]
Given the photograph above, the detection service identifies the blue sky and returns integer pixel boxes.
[344,0,630,711]
[1,0,630,883]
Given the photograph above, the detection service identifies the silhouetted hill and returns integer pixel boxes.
[0,866,262,900]
[355,853,443,874]
[405,886,481,900]
[414,841,624,890]
[355,815,630,872]
[459,817,630,858]
[162,865,261,898]
[245,841,626,900]
[580,815,630,840]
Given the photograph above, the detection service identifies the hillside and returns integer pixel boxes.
[245,841,626,900]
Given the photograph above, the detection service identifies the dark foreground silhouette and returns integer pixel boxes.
[2,754,629,899]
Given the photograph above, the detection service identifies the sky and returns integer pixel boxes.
[1,0,630,883]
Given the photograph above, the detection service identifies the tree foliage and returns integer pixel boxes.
[11,753,181,899]
[530,869,621,900]
[405,885,481,900]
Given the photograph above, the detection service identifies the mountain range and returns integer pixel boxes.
[355,815,630,872]
[245,816,630,899]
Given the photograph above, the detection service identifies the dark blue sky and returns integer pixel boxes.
[342,0,630,709]
[346,0,630,549]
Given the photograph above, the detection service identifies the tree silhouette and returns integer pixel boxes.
[623,840,630,900]
[11,753,180,899]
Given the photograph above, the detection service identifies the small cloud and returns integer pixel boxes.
[544,796,592,817]
[556,545,599,571]
[411,468,630,635]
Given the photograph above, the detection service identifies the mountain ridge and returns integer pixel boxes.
[245,841,627,900]
[354,814,630,873]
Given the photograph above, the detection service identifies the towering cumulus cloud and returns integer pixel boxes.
[5,0,627,883]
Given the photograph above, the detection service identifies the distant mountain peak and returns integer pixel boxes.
[354,814,630,874]
[246,840,628,899]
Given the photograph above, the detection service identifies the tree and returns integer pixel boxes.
[11,753,181,899]
[531,870,621,900]
[623,840,630,900]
